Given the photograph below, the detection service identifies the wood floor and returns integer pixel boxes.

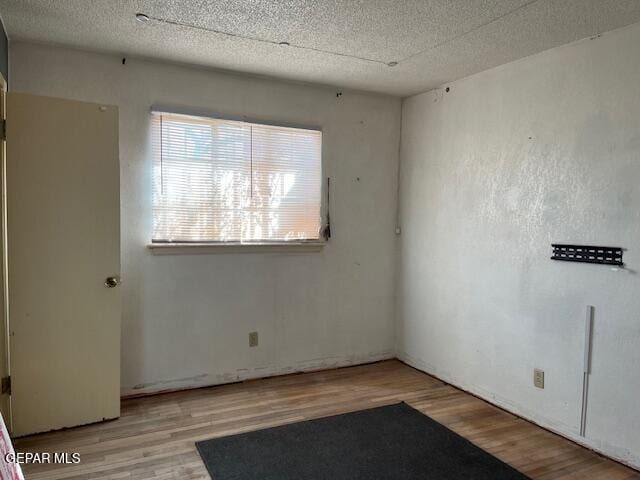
[16,360,640,480]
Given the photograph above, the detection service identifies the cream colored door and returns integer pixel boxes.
[6,92,120,436]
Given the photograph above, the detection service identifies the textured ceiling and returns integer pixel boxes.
[1,0,640,96]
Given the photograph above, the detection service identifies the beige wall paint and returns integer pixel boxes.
[398,23,640,468]
[9,42,401,395]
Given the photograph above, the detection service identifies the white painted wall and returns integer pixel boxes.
[10,42,400,395]
[398,23,640,467]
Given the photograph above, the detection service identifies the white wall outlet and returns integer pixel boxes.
[249,331,258,347]
[534,368,544,389]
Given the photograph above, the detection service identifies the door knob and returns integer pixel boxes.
[104,276,120,288]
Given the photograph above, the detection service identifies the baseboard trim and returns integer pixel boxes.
[396,353,640,473]
[121,351,395,399]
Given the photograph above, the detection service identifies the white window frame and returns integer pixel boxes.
[147,106,326,254]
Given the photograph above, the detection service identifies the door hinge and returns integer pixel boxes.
[1,376,10,395]
[0,120,5,141]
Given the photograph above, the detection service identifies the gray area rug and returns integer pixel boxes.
[196,402,530,479]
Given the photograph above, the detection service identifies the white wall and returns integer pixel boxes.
[10,42,401,395]
[398,23,640,467]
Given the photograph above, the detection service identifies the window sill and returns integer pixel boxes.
[147,241,326,255]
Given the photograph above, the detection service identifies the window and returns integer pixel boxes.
[151,112,322,244]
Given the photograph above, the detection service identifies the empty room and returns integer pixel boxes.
[0,0,638,479]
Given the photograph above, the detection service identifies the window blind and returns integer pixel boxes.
[152,112,322,243]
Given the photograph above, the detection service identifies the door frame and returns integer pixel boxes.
[0,72,11,432]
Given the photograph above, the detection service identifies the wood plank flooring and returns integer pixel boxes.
[15,360,640,479]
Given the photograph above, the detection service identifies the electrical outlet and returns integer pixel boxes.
[249,331,258,347]
[533,369,544,389]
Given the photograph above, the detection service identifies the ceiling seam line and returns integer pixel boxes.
[396,0,542,64]
[144,14,390,66]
